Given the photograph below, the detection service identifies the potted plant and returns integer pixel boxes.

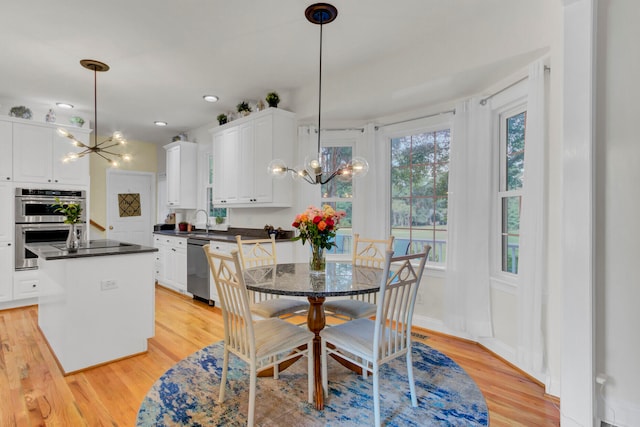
[236,101,252,116]
[216,113,228,125]
[53,197,83,251]
[215,216,224,225]
[265,92,280,108]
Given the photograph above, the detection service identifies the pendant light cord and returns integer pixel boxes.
[317,18,324,159]
[93,66,98,149]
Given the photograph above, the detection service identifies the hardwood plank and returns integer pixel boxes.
[0,285,560,425]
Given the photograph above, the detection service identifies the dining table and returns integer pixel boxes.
[243,261,384,410]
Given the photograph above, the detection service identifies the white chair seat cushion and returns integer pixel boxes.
[253,318,314,358]
[320,318,376,356]
[250,298,309,319]
[323,299,377,319]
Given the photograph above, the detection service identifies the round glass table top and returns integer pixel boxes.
[243,261,384,298]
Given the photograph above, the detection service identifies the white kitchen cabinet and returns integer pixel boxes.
[164,141,197,209]
[0,242,13,302]
[0,121,12,181]
[154,234,188,293]
[210,108,294,207]
[12,269,38,301]
[12,121,90,185]
[0,182,13,242]
[0,182,13,302]
[212,128,238,205]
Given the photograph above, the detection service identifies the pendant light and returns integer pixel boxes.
[268,3,368,185]
[59,59,131,167]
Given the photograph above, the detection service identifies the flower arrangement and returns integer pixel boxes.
[292,205,346,271]
[53,197,83,224]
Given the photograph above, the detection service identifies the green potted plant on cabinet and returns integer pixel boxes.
[236,101,252,116]
[265,92,280,108]
[216,113,228,125]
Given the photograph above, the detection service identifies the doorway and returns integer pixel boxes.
[106,170,155,247]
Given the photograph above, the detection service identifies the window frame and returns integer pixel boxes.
[382,115,453,269]
[491,95,528,283]
[319,131,361,258]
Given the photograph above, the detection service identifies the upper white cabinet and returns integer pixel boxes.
[210,108,294,207]
[0,121,12,181]
[212,128,238,205]
[164,141,197,209]
[12,121,90,185]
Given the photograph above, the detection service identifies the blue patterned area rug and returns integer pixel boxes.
[136,341,488,426]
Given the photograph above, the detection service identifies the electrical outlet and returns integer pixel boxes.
[101,279,118,291]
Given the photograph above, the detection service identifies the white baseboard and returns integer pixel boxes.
[598,395,640,427]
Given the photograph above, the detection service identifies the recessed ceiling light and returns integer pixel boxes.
[203,95,219,103]
[154,121,168,126]
[56,102,74,109]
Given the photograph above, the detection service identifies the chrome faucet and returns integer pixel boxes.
[194,209,210,233]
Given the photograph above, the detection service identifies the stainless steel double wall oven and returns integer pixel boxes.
[15,188,86,270]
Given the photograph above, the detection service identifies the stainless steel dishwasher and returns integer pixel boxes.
[187,238,214,306]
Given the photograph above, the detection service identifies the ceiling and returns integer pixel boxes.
[0,0,555,145]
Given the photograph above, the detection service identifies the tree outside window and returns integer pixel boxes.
[390,129,450,264]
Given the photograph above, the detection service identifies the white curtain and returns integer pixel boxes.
[516,59,547,374]
[444,99,493,338]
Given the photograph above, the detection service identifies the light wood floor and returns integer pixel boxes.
[0,285,560,426]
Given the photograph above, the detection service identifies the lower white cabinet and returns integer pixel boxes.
[154,234,188,293]
[13,269,39,301]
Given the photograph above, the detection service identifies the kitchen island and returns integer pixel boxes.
[28,240,158,374]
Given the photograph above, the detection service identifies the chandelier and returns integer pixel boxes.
[59,59,131,167]
[268,3,368,185]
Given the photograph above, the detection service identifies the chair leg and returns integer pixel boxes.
[219,347,229,402]
[373,366,381,427]
[406,348,418,407]
[248,365,257,427]
[321,337,328,396]
[308,339,314,404]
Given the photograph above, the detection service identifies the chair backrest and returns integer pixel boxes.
[204,245,255,360]
[352,234,395,268]
[236,235,277,268]
[373,247,430,362]
[235,235,278,303]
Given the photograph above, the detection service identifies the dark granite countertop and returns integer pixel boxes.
[26,239,158,260]
[153,227,294,243]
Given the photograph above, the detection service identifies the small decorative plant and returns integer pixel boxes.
[236,101,252,116]
[265,92,280,108]
[217,113,228,125]
[215,216,225,225]
[53,197,83,224]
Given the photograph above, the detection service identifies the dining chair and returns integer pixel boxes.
[323,234,395,320]
[204,246,314,427]
[235,235,309,319]
[320,249,429,427]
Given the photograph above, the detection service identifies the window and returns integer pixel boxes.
[321,144,353,255]
[390,128,450,264]
[498,108,526,274]
[206,152,227,223]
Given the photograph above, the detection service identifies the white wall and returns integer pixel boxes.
[596,0,640,424]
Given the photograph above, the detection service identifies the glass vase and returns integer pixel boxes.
[309,244,326,274]
[66,223,79,252]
